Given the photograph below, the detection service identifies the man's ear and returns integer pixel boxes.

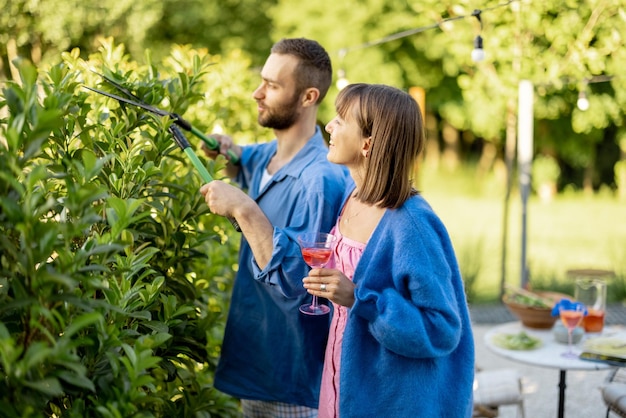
[301,87,320,107]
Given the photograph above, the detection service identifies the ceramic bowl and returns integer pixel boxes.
[552,322,584,344]
[502,291,572,329]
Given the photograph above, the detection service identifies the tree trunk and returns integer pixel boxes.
[6,38,21,82]
[500,99,517,298]
[477,140,498,177]
[583,160,595,195]
[423,112,440,169]
[441,121,460,171]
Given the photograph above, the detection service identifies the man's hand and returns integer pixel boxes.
[201,133,242,163]
[200,180,275,268]
[200,180,251,219]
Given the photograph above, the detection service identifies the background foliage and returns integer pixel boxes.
[2,0,624,193]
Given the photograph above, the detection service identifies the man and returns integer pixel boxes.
[200,38,348,418]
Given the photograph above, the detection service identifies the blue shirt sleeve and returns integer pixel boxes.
[237,132,348,298]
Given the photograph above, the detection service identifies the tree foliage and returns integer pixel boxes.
[3,0,625,191]
[0,0,276,81]
[271,0,626,190]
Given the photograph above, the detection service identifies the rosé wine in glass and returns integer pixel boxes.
[297,232,336,316]
[560,310,584,329]
[559,303,585,359]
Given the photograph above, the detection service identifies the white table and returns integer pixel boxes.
[484,322,625,418]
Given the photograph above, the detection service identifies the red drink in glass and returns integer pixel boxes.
[297,232,336,316]
[301,248,332,268]
[582,308,605,333]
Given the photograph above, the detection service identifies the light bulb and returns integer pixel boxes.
[471,35,485,62]
[577,91,589,111]
[336,69,349,90]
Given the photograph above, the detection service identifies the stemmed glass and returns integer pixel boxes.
[559,302,586,358]
[297,232,336,316]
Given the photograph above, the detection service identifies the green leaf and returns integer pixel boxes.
[63,312,103,339]
[56,370,96,392]
[22,377,64,397]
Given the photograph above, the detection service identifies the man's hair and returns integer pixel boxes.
[335,83,425,209]
[271,38,332,104]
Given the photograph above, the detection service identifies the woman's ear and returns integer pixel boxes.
[362,136,372,158]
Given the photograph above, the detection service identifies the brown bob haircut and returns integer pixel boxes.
[334,83,425,209]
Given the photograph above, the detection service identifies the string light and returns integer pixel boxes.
[471,9,486,62]
[577,90,589,111]
[472,35,485,62]
[573,76,614,111]
[336,49,349,90]
[336,69,349,90]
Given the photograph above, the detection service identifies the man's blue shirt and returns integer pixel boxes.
[214,127,348,408]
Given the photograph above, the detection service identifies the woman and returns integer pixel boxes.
[303,83,474,417]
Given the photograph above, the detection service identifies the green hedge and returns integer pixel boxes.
[0,39,262,417]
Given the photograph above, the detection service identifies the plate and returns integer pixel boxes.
[582,337,626,357]
[491,331,542,350]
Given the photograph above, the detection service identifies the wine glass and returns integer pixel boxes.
[297,232,336,316]
[559,302,586,358]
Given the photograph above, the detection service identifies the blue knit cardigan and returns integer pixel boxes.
[339,194,475,417]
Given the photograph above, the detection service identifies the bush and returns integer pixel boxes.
[0,39,256,417]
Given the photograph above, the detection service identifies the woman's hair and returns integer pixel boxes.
[271,38,332,104]
[335,83,425,209]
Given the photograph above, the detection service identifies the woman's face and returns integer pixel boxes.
[325,104,368,168]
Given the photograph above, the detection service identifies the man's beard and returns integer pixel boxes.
[258,91,301,130]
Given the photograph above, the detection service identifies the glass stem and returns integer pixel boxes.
[311,295,319,308]
[568,329,573,353]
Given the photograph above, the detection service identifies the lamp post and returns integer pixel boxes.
[517,80,534,289]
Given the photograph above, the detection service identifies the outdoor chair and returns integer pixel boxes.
[602,367,626,417]
[473,368,525,418]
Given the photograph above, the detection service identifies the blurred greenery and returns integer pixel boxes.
[2,0,624,196]
[420,163,625,303]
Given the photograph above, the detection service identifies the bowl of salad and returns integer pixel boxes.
[502,287,572,329]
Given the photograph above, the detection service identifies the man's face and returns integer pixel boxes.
[252,53,303,130]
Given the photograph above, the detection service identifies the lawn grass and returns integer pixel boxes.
[418,165,626,303]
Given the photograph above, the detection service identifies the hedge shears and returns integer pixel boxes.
[84,73,241,231]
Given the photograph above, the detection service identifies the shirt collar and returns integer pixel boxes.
[272,126,327,180]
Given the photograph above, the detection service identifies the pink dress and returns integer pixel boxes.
[318,222,366,418]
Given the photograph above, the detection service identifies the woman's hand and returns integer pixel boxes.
[303,268,355,308]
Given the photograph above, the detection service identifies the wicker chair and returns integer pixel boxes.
[473,368,525,418]
[602,368,626,417]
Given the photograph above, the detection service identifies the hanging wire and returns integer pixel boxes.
[335,0,518,55]
[471,9,485,62]
[333,0,616,89]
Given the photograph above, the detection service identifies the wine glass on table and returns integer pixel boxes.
[559,302,586,358]
[297,232,336,316]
